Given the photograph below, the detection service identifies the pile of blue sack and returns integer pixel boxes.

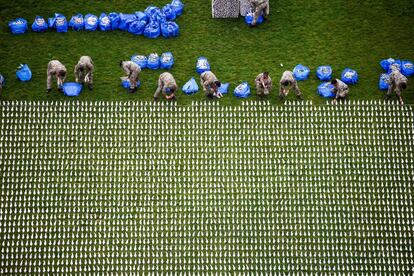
[131,52,174,70]
[9,0,183,39]
[378,58,414,90]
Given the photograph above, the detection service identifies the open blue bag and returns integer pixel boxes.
[317,82,335,98]
[84,14,98,31]
[401,60,414,77]
[196,57,210,74]
[145,6,166,23]
[131,55,147,69]
[49,13,68,33]
[9,18,28,34]
[62,82,83,96]
[32,16,48,32]
[109,12,120,30]
[218,83,230,94]
[99,13,111,31]
[162,4,177,21]
[161,21,179,38]
[147,53,160,70]
[121,79,141,89]
[144,21,161,38]
[16,64,32,82]
[379,74,390,91]
[171,0,184,16]
[341,68,358,85]
[245,11,263,26]
[69,14,84,31]
[234,82,251,98]
[128,20,147,35]
[316,66,332,81]
[380,58,402,72]
[160,52,174,69]
[293,64,310,81]
[118,13,136,31]
[182,77,199,95]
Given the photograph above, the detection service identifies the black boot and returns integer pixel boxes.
[88,84,93,91]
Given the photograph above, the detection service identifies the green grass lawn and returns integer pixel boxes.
[0,0,413,104]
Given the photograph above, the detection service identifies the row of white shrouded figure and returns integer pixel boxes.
[0,101,413,274]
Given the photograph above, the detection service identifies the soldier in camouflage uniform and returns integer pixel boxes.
[120,60,141,93]
[200,71,222,98]
[387,64,408,105]
[154,72,177,101]
[255,71,272,96]
[47,60,67,93]
[0,73,5,95]
[74,56,94,90]
[279,71,303,100]
[331,78,349,104]
[250,0,269,26]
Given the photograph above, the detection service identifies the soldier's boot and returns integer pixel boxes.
[46,88,52,93]
[297,94,304,100]
[88,84,93,91]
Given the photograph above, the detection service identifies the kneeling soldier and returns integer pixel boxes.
[120,60,141,93]
[47,60,67,93]
[387,64,408,105]
[255,71,272,96]
[331,78,349,105]
[279,70,303,100]
[200,71,222,99]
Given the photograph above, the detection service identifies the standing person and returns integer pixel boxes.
[255,71,272,96]
[331,78,349,105]
[47,60,67,93]
[279,70,303,100]
[200,71,222,99]
[154,72,177,101]
[387,64,408,105]
[74,56,94,90]
[0,73,5,95]
[120,60,141,93]
[249,0,269,26]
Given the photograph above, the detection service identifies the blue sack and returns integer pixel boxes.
[121,79,141,89]
[380,58,398,72]
[128,20,147,35]
[341,68,358,85]
[316,65,332,81]
[62,82,83,97]
[99,13,111,31]
[317,82,335,98]
[135,11,148,24]
[0,74,5,88]
[69,14,84,31]
[145,6,166,23]
[218,83,230,94]
[49,14,68,33]
[161,21,179,38]
[171,0,184,16]
[9,18,28,34]
[234,82,251,98]
[196,57,210,74]
[118,13,136,31]
[32,16,48,32]
[84,14,98,31]
[162,4,177,21]
[182,77,199,95]
[160,52,174,69]
[293,64,310,81]
[245,11,264,26]
[147,53,160,70]
[109,12,120,30]
[378,74,390,91]
[16,64,32,82]
[401,60,414,77]
[144,21,161,38]
[131,55,147,69]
